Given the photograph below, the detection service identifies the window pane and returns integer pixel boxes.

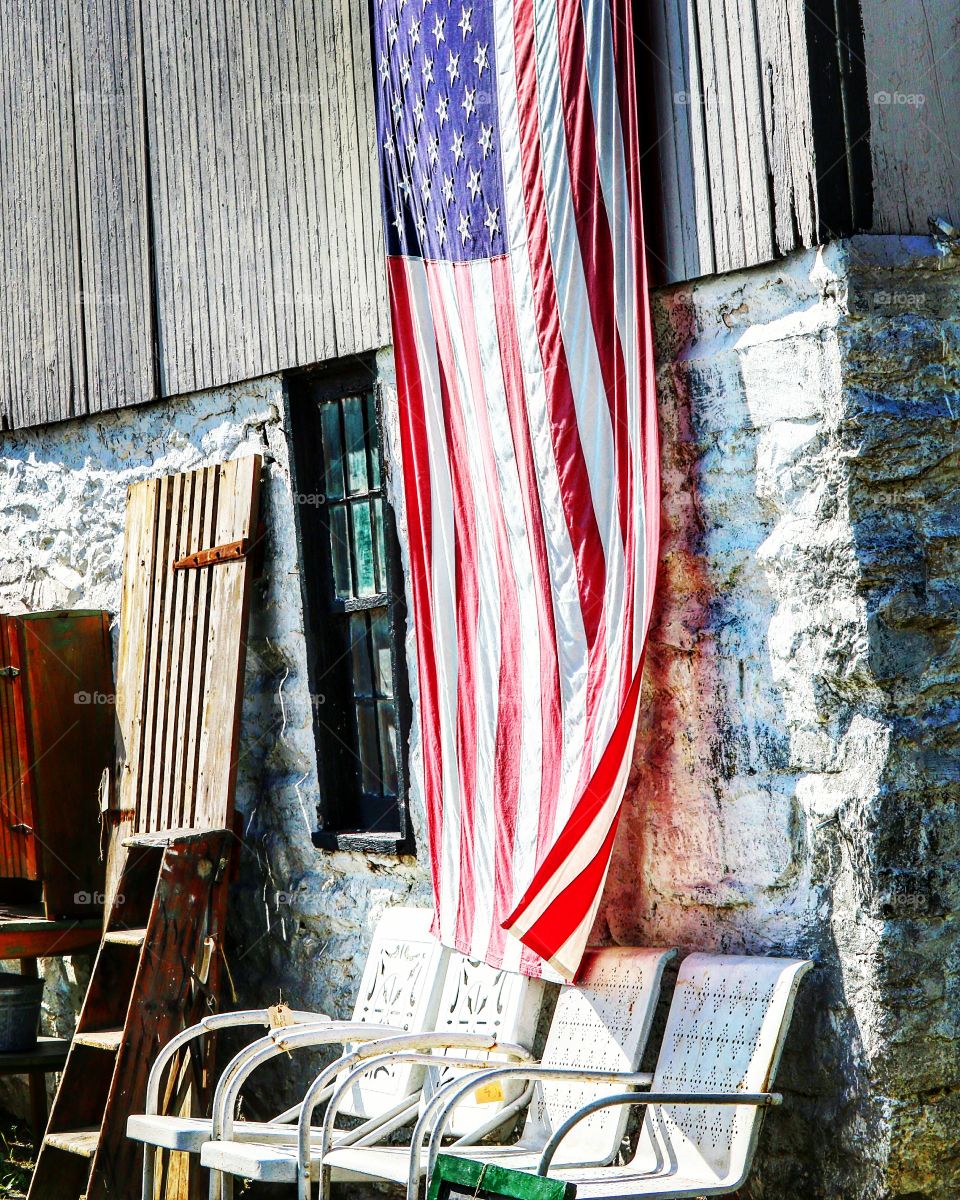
[378,702,399,796]
[372,498,387,594]
[357,702,382,796]
[343,395,369,495]
[366,392,382,488]
[321,403,345,500]
[350,612,373,698]
[352,501,376,597]
[371,610,394,697]
[329,505,352,598]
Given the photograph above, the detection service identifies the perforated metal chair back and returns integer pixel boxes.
[339,906,449,1119]
[632,953,813,1191]
[419,955,546,1138]
[522,947,676,1164]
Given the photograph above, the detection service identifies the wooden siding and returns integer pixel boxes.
[72,0,154,412]
[0,0,389,429]
[859,0,960,235]
[639,0,841,286]
[141,0,387,398]
[0,2,84,429]
[0,1,954,426]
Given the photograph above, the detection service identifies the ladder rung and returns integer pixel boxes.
[103,927,147,945]
[73,1029,124,1051]
[44,1127,100,1157]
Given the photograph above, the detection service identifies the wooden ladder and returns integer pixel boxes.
[27,829,233,1200]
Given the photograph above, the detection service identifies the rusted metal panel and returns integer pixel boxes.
[0,612,113,914]
[0,616,37,881]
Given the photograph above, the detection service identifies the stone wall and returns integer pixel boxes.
[601,235,960,1198]
[0,236,955,1196]
[0,367,430,1112]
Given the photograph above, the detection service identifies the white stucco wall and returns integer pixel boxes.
[0,369,431,1111]
[0,236,955,1197]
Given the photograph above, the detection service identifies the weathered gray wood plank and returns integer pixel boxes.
[71,0,154,413]
[859,0,960,234]
[0,1,85,428]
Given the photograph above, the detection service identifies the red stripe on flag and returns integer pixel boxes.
[388,259,443,907]
[557,0,638,712]
[425,263,481,951]
[512,0,607,659]
[513,0,609,856]
[490,254,566,966]
[454,263,523,965]
[556,0,633,553]
[505,658,644,959]
[608,0,661,642]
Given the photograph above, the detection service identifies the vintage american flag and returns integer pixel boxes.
[372,0,659,979]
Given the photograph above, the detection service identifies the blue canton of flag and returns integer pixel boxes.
[375,0,505,263]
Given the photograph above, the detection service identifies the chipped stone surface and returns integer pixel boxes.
[602,236,960,1198]
[0,239,954,1197]
[0,371,429,1116]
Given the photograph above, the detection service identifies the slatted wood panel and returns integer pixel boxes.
[0,1,85,430]
[112,457,261,869]
[640,0,819,285]
[141,0,389,399]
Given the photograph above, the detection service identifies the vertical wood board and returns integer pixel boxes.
[112,457,261,874]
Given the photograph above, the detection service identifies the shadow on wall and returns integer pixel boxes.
[596,247,911,1198]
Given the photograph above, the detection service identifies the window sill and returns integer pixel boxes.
[312,830,408,855]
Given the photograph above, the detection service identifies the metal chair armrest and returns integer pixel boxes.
[300,1041,534,1200]
[424,1065,657,1195]
[537,1091,783,1176]
[422,1066,652,1200]
[143,1008,328,1115]
[319,1043,535,1153]
[211,1023,402,1139]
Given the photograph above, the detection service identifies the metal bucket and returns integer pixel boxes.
[0,974,44,1052]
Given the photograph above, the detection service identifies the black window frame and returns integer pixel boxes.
[288,362,414,855]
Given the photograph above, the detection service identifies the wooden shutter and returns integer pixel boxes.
[112,457,261,868]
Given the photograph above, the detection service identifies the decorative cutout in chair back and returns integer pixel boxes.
[634,954,812,1188]
[526,947,676,1165]
[341,907,448,1119]
[422,954,545,1138]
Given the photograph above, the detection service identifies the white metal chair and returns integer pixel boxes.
[436,953,814,1200]
[127,905,448,1199]
[200,945,677,1200]
[199,953,548,1190]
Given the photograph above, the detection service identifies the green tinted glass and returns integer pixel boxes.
[352,501,376,597]
[329,505,352,598]
[321,402,344,500]
[343,395,369,495]
[350,612,373,698]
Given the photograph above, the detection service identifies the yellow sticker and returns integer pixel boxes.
[473,1080,505,1104]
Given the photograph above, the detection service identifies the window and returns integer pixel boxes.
[290,366,412,852]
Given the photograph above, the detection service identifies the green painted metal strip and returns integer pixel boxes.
[429,1155,576,1200]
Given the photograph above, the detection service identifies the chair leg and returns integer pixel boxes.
[141,1145,155,1200]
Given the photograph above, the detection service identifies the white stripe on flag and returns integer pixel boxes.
[532,0,628,795]
[405,258,461,945]
[433,261,503,960]
[581,0,647,675]
[493,0,588,925]
[472,256,545,970]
